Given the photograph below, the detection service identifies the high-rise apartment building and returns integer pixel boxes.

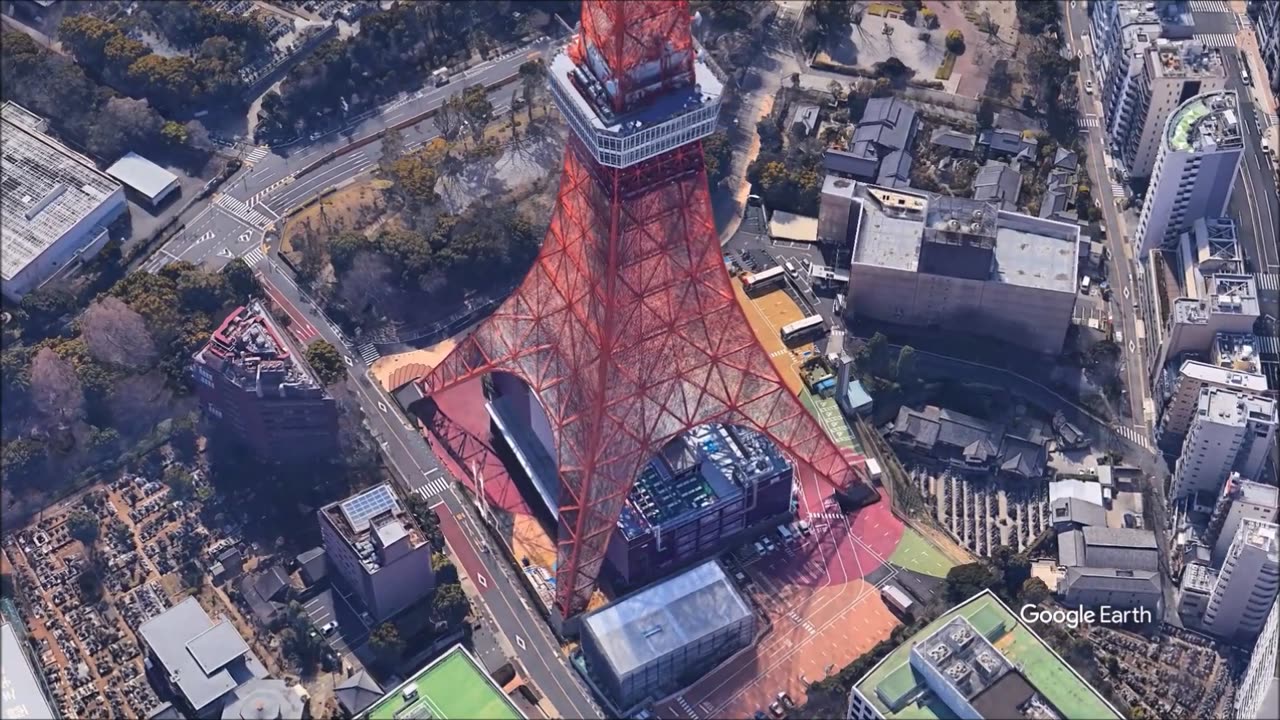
[1151,274,1261,383]
[1169,387,1278,499]
[1156,335,1269,447]
[1235,597,1279,719]
[1207,475,1280,564]
[1122,41,1227,179]
[319,483,435,622]
[190,302,339,463]
[1249,0,1280,93]
[1134,91,1243,255]
[1203,519,1279,640]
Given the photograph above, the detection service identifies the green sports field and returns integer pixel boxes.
[364,646,522,719]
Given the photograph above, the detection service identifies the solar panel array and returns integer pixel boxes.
[340,484,401,532]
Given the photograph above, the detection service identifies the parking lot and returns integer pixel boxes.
[656,463,906,720]
[301,587,369,659]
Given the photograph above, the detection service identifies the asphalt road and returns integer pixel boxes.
[255,261,602,720]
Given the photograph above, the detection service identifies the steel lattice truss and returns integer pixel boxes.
[575,0,694,111]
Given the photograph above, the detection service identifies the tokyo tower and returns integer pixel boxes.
[420,0,876,623]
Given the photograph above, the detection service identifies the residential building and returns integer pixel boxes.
[1157,355,1270,447]
[105,152,180,208]
[1203,519,1280,640]
[844,185,1081,355]
[1089,0,1195,164]
[137,597,303,719]
[824,97,917,188]
[1123,41,1227,179]
[360,646,523,719]
[1206,475,1279,564]
[604,425,793,590]
[1134,91,1243,255]
[1059,567,1164,615]
[1153,275,1261,384]
[929,128,976,154]
[190,302,339,464]
[1,613,58,720]
[846,590,1122,720]
[1236,597,1279,720]
[1058,527,1160,571]
[972,160,1021,210]
[319,483,435,622]
[1,101,127,301]
[1169,388,1278,499]
[335,671,383,718]
[581,560,756,711]
[1250,0,1280,93]
[978,128,1037,162]
[789,104,819,137]
[888,405,1049,480]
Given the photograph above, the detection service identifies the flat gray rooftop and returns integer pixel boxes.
[2,621,56,720]
[106,152,178,200]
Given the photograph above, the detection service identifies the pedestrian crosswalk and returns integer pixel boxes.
[359,343,381,364]
[1113,424,1154,451]
[1255,272,1279,291]
[1110,181,1126,197]
[240,246,266,266]
[214,194,273,229]
[249,175,293,208]
[414,477,452,500]
[1188,0,1230,12]
[674,695,699,720]
[1080,115,1101,129]
[243,146,271,164]
[1193,33,1236,47]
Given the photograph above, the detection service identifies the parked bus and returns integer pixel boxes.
[780,314,826,343]
[743,265,785,294]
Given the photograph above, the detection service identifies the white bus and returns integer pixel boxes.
[743,265,786,294]
[780,314,826,343]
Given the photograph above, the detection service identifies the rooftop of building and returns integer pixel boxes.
[219,678,306,720]
[1114,0,1194,29]
[1177,359,1269,394]
[1221,475,1280,509]
[1182,561,1218,593]
[320,483,426,575]
[105,152,178,201]
[889,405,1049,479]
[137,597,268,714]
[1166,90,1243,153]
[1050,479,1105,507]
[1180,217,1244,293]
[930,128,977,152]
[193,302,327,397]
[855,590,1121,719]
[1082,526,1158,550]
[362,646,522,720]
[1,101,123,283]
[548,35,722,137]
[849,182,1079,294]
[1211,333,1264,375]
[618,424,788,541]
[1149,39,1224,79]
[1235,518,1280,556]
[582,560,753,679]
[1061,566,1162,594]
[973,160,1021,210]
[1052,496,1108,528]
[1,620,56,720]
[1197,386,1279,428]
[1172,274,1261,323]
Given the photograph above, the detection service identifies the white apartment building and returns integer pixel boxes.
[319,483,435,622]
[1204,519,1280,640]
[1134,91,1244,256]
[1236,597,1279,720]
[1250,0,1280,94]
[1169,387,1278,500]
[1209,476,1280,564]
[1123,41,1227,179]
[1151,274,1261,385]
[1157,353,1269,446]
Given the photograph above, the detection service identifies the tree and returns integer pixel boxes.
[518,58,545,121]
[66,509,100,547]
[945,562,998,602]
[406,493,445,548]
[977,97,996,129]
[161,120,189,145]
[380,128,406,174]
[1,438,48,490]
[431,552,459,585]
[369,622,404,667]
[221,258,260,303]
[163,465,197,502]
[81,297,157,370]
[30,347,86,425]
[434,95,461,141]
[945,29,965,54]
[304,340,345,386]
[338,252,394,320]
[895,345,918,385]
[432,583,470,624]
[1019,578,1050,605]
[702,131,732,186]
[86,96,164,160]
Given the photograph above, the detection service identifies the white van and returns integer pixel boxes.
[777,524,794,543]
[784,260,798,277]
[1080,276,1091,294]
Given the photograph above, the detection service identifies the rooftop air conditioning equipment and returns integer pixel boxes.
[949,219,961,231]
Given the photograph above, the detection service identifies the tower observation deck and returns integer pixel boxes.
[418,0,876,625]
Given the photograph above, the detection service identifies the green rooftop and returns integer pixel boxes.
[854,590,1121,720]
[362,646,523,720]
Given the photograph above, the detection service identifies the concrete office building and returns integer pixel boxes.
[1206,475,1279,564]
[1250,0,1280,93]
[1134,91,1243,255]
[190,303,339,464]
[1204,519,1280,640]
[580,560,755,711]
[1236,597,1279,720]
[842,184,1080,355]
[1152,274,1261,383]
[319,483,435,622]
[1,101,127,302]
[604,424,793,590]
[1123,41,1227,180]
[1090,0,1195,164]
[847,590,1121,720]
[1170,388,1278,499]
[1157,354,1269,447]
[137,597,304,719]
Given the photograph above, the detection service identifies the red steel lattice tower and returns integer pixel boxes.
[421,0,874,622]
